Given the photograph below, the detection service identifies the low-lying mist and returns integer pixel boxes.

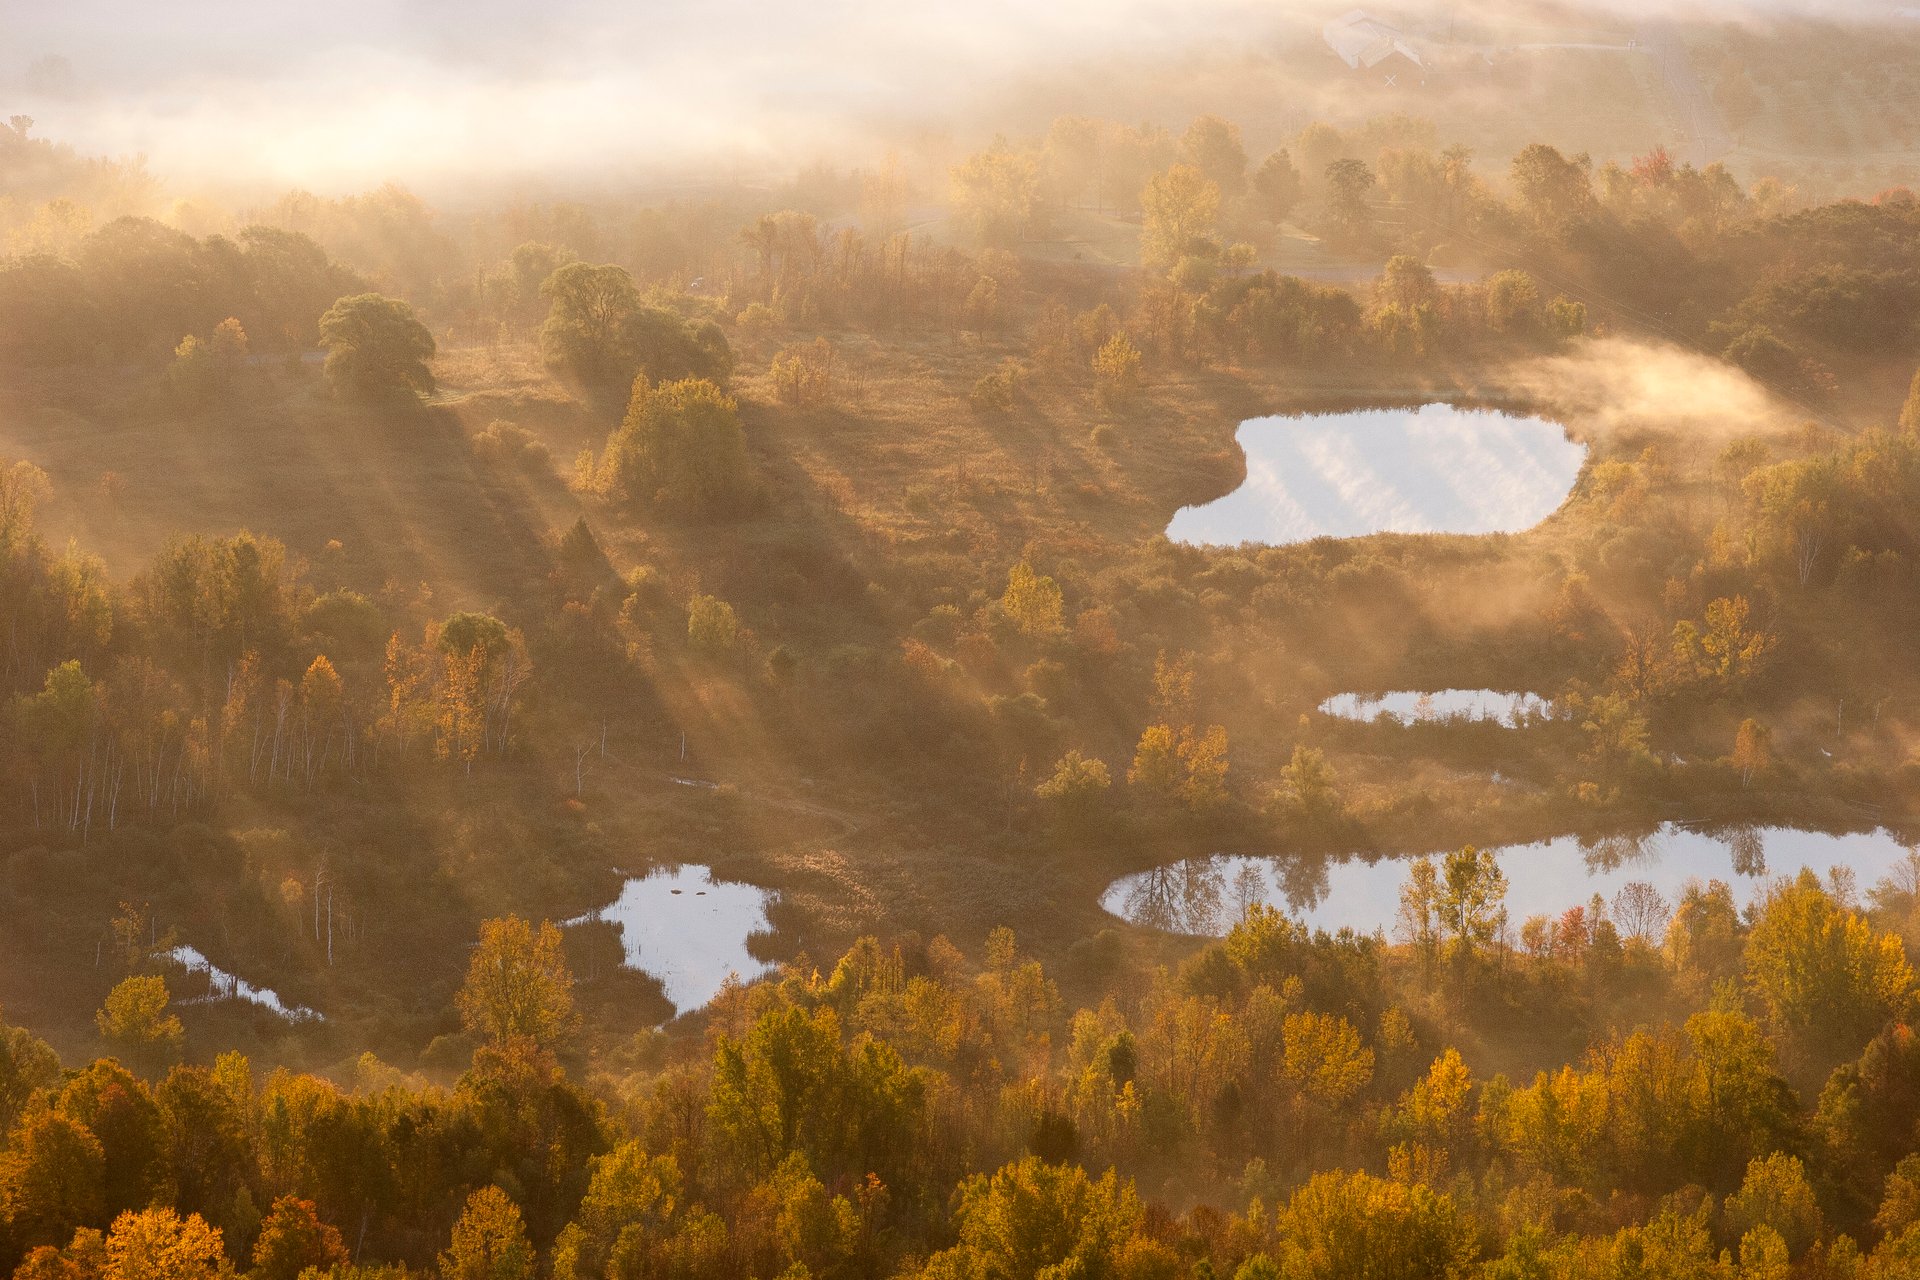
[4,0,1911,199]
[1505,338,1799,442]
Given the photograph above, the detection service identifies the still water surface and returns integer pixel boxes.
[1167,404,1585,546]
[1320,689,1557,725]
[1103,825,1918,938]
[566,864,775,1015]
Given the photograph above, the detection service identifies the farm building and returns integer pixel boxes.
[1322,9,1425,74]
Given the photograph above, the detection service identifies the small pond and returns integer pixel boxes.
[1102,824,1919,939]
[565,864,775,1016]
[1166,403,1585,547]
[1320,689,1556,726]
[162,946,323,1023]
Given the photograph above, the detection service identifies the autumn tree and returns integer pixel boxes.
[1001,561,1064,637]
[456,916,578,1055]
[550,1141,683,1280]
[1510,144,1594,232]
[1180,115,1248,201]
[1128,724,1181,801]
[932,1156,1151,1280]
[1901,367,1920,434]
[317,293,435,402]
[1724,1154,1824,1258]
[1274,1169,1476,1280]
[1673,595,1776,689]
[249,1195,348,1280]
[0,1111,106,1256]
[1732,718,1773,788]
[1091,333,1142,410]
[441,1187,534,1280]
[102,1208,228,1280]
[1035,750,1111,819]
[951,144,1040,248]
[1140,164,1220,274]
[1176,724,1230,811]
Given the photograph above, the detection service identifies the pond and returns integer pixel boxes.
[565,864,775,1016]
[1102,825,1919,939]
[1320,689,1557,726]
[162,945,324,1023]
[1166,403,1585,547]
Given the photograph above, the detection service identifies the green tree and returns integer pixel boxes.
[316,293,435,401]
[542,263,732,401]
[1579,692,1652,788]
[440,1187,534,1280]
[1438,847,1507,976]
[540,262,644,392]
[1375,255,1437,312]
[1395,857,1442,983]
[587,377,753,514]
[1253,149,1304,223]
[1322,158,1376,245]
[687,593,738,655]
[455,916,578,1055]
[1274,744,1342,827]
[1744,870,1915,1070]
[95,976,183,1070]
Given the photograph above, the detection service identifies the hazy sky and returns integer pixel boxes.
[2,0,1909,194]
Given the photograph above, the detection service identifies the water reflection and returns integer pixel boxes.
[1578,829,1661,874]
[1321,689,1556,727]
[162,946,323,1023]
[564,865,775,1016]
[1167,404,1585,547]
[1725,826,1767,877]
[1104,825,1920,938]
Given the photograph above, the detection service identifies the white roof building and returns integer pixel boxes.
[1323,9,1425,71]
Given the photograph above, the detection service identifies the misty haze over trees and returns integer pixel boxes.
[6,2,1920,1278]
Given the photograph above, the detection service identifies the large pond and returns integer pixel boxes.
[565,864,775,1016]
[1102,825,1919,939]
[1167,403,1586,546]
[1320,689,1557,726]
